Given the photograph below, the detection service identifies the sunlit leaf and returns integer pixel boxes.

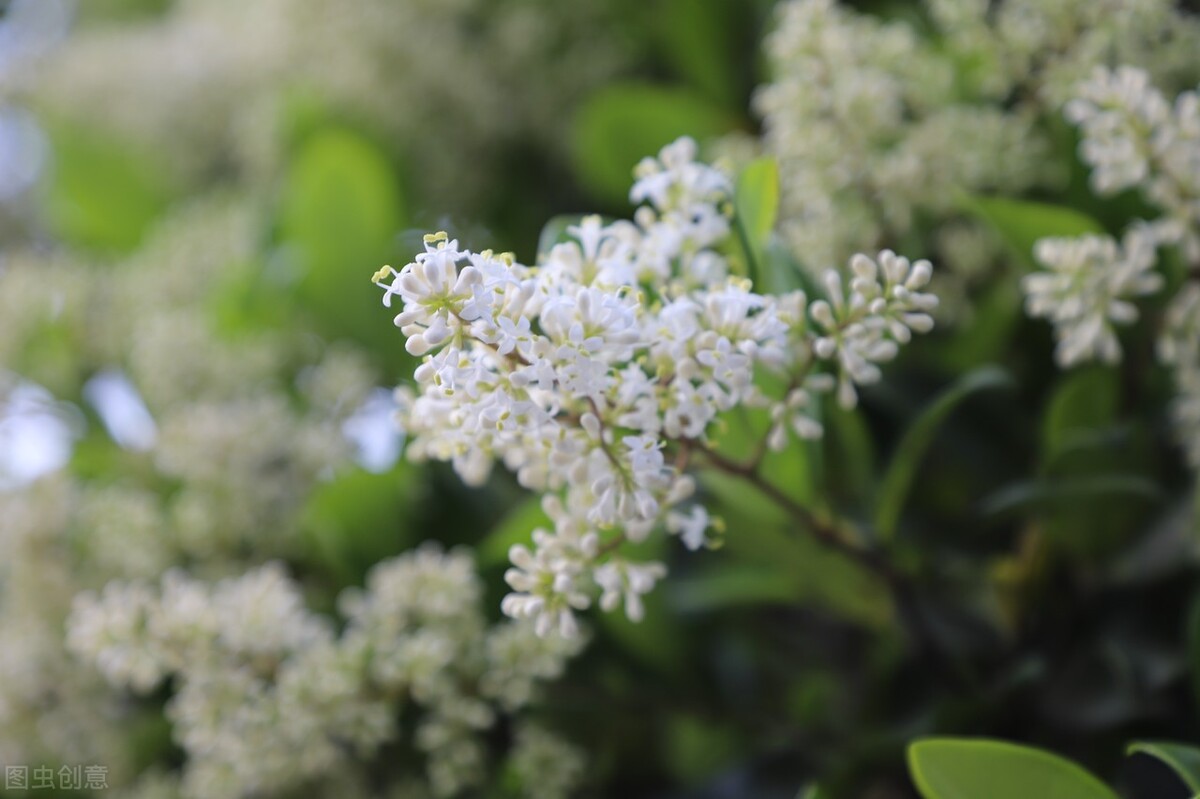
[42,121,174,253]
[280,126,406,347]
[908,738,1118,799]
[733,157,780,284]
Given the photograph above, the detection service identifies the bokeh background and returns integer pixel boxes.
[2,0,1200,797]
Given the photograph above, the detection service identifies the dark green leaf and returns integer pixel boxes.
[664,713,741,784]
[656,0,740,105]
[875,366,1012,539]
[1126,742,1200,793]
[670,565,805,612]
[979,475,1162,517]
[300,463,419,586]
[1041,367,1119,461]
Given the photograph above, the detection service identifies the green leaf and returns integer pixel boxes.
[908,738,1119,799]
[571,83,737,205]
[300,463,419,586]
[75,0,170,23]
[1041,367,1119,461]
[707,370,819,507]
[42,121,174,253]
[656,0,740,105]
[477,496,552,569]
[1127,742,1200,793]
[1189,590,1200,714]
[280,126,405,347]
[702,471,891,627]
[936,278,1022,371]
[733,157,780,284]
[965,196,1106,269]
[979,475,1162,517]
[594,534,687,674]
[823,402,876,508]
[664,713,741,784]
[670,565,805,612]
[875,366,1012,539]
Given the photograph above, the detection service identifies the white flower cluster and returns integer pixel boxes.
[378,138,938,637]
[754,0,1199,288]
[754,0,1044,273]
[0,478,136,781]
[68,547,585,799]
[1160,284,1200,467]
[1066,66,1200,258]
[22,0,625,213]
[0,198,379,783]
[1022,225,1163,366]
[1025,66,1200,467]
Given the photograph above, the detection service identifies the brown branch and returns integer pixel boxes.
[696,444,974,689]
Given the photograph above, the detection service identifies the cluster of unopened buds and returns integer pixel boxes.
[375,138,938,637]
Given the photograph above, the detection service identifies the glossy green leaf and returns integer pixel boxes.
[965,196,1106,269]
[1127,742,1200,793]
[875,366,1012,539]
[42,122,174,253]
[571,83,736,205]
[908,738,1119,799]
[280,126,405,346]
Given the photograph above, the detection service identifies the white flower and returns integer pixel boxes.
[810,251,937,407]
[665,505,712,551]
[1023,225,1163,367]
[379,139,937,633]
[593,559,668,623]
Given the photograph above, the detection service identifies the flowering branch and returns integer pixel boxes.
[374,138,938,639]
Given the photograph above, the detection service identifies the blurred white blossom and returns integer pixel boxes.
[68,548,585,799]
[1023,226,1164,367]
